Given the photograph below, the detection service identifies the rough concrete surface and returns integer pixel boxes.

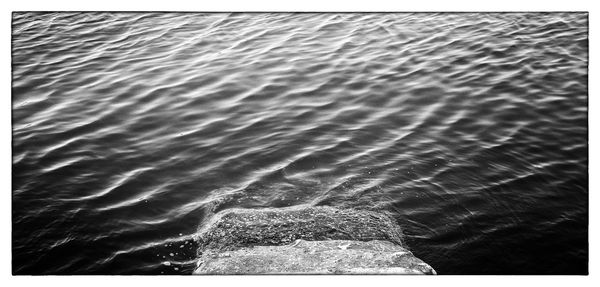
[195,239,436,274]
[195,205,435,275]
[197,205,405,251]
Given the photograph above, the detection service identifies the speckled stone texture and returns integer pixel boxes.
[197,205,404,251]
[194,239,436,274]
[195,205,435,274]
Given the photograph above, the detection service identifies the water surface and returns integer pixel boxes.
[12,12,588,274]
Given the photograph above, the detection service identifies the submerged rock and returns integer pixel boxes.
[197,205,404,251]
[195,205,435,274]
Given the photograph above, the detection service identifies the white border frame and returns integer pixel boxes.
[2,1,596,287]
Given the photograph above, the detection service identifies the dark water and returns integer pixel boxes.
[12,12,588,275]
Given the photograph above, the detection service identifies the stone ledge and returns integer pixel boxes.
[197,205,405,251]
[194,205,435,275]
[195,239,436,274]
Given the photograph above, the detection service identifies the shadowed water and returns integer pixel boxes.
[12,12,588,274]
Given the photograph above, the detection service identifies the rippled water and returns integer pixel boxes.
[12,12,588,274]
